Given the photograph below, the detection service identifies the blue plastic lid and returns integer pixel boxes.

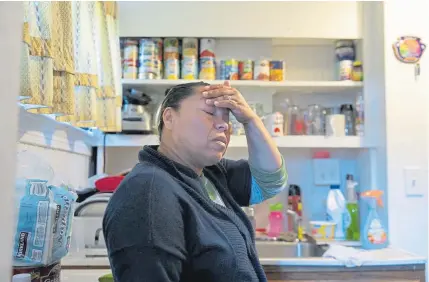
[330,185,340,189]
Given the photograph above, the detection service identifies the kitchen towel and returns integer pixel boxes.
[322,245,366,267]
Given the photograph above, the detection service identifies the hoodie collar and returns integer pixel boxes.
[138,145,201,179]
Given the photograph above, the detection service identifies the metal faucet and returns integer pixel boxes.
[94,227,103,246]
[286,209,299,233]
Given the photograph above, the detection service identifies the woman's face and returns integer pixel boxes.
[170,86,230,166]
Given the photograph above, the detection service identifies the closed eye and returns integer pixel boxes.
[202,110,214,116]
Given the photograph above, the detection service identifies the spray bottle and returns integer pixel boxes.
[360,190,388,250]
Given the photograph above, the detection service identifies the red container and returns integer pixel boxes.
[95,176,125,193]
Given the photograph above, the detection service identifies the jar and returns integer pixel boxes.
[351,61,363,81]
[307,104,324,135]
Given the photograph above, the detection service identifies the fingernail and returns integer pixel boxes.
[202,91,208,96]
[204,86,210,89]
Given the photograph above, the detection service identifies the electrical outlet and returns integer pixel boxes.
[313,159,341,186]
[404,167,424,196]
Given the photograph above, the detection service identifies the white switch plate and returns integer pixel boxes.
[404,167,424,196]
[313,159,341,186]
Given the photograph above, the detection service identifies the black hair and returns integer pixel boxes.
[158,81,209,140]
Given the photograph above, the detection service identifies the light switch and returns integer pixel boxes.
[313,159,341,186]
[404,167,424,196]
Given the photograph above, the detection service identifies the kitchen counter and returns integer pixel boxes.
[61,246,426,269]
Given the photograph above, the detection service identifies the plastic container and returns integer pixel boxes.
[310,221,336,240]
[326,185,351,240]
[360,190,388,249]
[267,203,284,237]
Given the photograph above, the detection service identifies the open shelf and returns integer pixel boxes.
[122,79,363,96]
[101,134,369,149]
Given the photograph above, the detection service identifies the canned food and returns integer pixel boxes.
[153,38,163,61]
[122,39,139,79]
[199,57,216,80]
[200,38,216,58]
[270,60,286,81]
[123,66,138,79]
[164,58,180,80]
[338,60,353,81]
[182,38,198,58]
[139,38,157,58]
[238,60,253,80]
[220,59,239,80]
[138,58,161,80]
[123,39,138,62]
[164,38,180,60]
[254,60,270,81]
[181,57,198,80]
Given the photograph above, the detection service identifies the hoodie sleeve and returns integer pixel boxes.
[103,170,187,282]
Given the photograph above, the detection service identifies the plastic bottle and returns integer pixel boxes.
[267,203,284,237]
[345,174,360,241]
[326,185,350,240]
[360,190,388,250]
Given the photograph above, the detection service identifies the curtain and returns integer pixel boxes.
[19,1,122,132]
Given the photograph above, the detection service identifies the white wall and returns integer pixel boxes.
[118,1,362,39]
[371,0,429,258]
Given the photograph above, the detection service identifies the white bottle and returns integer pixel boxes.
[326,185,350,240]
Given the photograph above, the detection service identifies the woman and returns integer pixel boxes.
[103,81,288,282]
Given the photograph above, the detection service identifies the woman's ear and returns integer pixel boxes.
[162,107,174,130]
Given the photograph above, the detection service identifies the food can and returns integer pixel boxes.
[122,39,138,79]
[270,60,286,81]
[139,38,158,58]
[181,57,198,80]
[164,38,180,60]
[182,38,198,58]
[138,58,161,80]
[164,58,180,80]
[220,59,239,80]
[254,59,270,81]
[199,57,216,80]
[200,38,216,58]
[338,60,353,81]
[238,60,253,80]
[153,37,163,61]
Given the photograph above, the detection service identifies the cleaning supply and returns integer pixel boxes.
[360,190,388,249]
[267,203,284,237]
[345,174,360,241]
[326,185,350,240]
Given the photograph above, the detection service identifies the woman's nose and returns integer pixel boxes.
[214,119,229,132]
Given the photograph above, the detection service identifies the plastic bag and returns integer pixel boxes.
[13,150,77,267]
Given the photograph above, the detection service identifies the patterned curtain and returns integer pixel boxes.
[19,1,122,132]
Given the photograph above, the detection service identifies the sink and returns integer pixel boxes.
[83,242,327,259]
[255,242,327,258]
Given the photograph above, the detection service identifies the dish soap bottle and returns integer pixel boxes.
[360,190,388,249]
[345,174,360,241]
[326,185,351,240]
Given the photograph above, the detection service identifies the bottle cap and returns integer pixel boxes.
[12,273,31,282]
[330,185,340,189]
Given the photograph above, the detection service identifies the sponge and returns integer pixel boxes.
[99,273,113,282]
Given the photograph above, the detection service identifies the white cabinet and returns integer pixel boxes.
[118,2,362,39]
